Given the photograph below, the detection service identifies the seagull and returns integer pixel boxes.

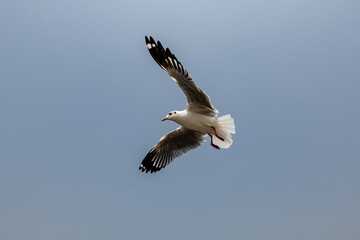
[140,36,236,173]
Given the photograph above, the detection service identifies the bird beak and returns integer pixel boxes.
[161,117,168,121]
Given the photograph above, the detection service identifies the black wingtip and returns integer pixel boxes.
[144,36,185,80]
[157,40,163,49]
[139,149,163,174]
[149,36,155,43]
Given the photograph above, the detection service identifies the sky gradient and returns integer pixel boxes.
[1,0,360,239]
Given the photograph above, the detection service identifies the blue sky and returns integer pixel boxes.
[1,0,359,239]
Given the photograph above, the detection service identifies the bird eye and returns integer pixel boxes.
[168,112,172,116]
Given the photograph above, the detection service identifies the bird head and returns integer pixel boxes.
[162,111,177,121]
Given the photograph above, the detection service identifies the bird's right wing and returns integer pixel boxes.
[139,127,205,173]
[145,36,218,117]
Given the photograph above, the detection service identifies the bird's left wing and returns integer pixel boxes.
[145,36,218,117]
[139,127,205,173]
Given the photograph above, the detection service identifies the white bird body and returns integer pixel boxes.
[169,110,215,134]
[140,36,236,173]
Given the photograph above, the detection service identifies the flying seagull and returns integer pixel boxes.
[140,36,236,173]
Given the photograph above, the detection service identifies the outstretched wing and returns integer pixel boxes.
[145,36,218,117]
[139,127,205,173]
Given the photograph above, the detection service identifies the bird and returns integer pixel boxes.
[140,36,236,173]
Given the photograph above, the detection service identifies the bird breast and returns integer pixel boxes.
[175,111,215,134]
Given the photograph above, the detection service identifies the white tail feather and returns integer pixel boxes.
[211,114,236,149]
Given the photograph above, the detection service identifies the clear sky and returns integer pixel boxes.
[1,0,359,239]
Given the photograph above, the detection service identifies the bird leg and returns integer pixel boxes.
[209,134,220,149]
[211,126,224,141]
